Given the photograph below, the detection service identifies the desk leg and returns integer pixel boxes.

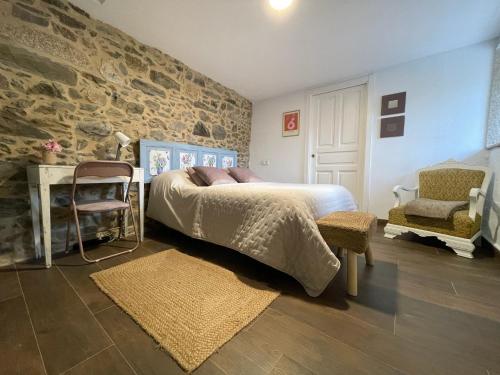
[138,180,144,242]
[28,184,42,259]
[40,184,52,268]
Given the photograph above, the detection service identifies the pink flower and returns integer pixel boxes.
[42,139,63,153]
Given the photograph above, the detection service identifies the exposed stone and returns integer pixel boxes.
[48,7,86,29]
[0,23,89,67]
[147,118,166,129]
[126,102,144,115]
[131,79,165,98]
[82,88,107,105]
[69,3,90,18]
[0,144,11,153]
[105,108,123,117]
[80,103,98,111]
[82,72,106,85]
[12,3,49,27]
[150,70,180,91]
[42,0,68,10]
[14,99,34,108]
[193,121,210,137]
[199,111,209,122]
[0,108,52,139]
[0,42,78,85]
[76,139,88,150]
[77,121,112,137]
[68,87,81,99]
[144,99,159,111]
[193,77,205,87]
[27,82,64,98]
[99,61,124,85]
[34,105,56,114]
[0,74,9,90]
[52,23,77,42]
[193,100,216,113]
[212,125,226,140]
[52,101,75,112]
[118,63,128,76]
[171,121,187,132]
[124,45,141,56]
[16,3,50,16]
[125,53,147,73]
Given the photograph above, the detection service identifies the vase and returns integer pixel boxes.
[42,151,57,165]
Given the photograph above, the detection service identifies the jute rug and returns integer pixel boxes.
[90,249,280,372]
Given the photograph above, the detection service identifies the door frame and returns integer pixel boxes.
[304,75,374,211]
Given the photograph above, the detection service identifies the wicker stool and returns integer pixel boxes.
[316,211,377,296]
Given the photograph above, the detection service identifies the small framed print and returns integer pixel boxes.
[380,116,405,138]
[381,92,406,116]
[202,153,217,167]
[222,155,235,168]
[282,110,300,137]
[149,149,171,176]
[179,151,196,169]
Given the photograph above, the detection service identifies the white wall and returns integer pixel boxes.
[250,91,306,183]
[250,40,496,219]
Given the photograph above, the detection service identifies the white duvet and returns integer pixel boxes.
[147,170,357,296]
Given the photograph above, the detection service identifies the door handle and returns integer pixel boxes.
[311,154,315,158]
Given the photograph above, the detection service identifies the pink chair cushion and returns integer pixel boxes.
[187,168,207,186]
[228,167,263,183]
[192,167,237,186]
[75,199,129,213]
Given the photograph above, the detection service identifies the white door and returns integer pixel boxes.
[309,84,367,206]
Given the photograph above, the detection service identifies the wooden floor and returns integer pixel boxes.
[2,223,500,375]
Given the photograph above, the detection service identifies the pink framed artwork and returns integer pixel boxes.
[282,110,300,137]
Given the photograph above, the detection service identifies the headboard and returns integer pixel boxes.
[139,139,238,183]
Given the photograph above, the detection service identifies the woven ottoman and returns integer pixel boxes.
[316,211,377,296]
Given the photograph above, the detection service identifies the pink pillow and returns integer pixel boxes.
[187,168,207,186]
[228,168,263,183]
[192,167,237,185]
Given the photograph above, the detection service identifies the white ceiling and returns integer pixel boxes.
[72,0,500,101]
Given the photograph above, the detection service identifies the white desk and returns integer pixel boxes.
[27,165,145,268]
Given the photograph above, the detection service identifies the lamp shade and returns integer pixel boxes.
[114,132,131,147]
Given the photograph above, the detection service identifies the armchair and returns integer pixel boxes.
[384,160,491,258]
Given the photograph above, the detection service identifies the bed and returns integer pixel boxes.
[141,140,357,296]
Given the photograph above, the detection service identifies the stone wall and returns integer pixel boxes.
[0,0,252,265]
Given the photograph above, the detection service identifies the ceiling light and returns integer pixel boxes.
[269,0,293,11]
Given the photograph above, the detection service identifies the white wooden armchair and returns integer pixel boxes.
[384,160,491,258]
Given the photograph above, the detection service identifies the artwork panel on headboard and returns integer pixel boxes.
[140,140,237,183]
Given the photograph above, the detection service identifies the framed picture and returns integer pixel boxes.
[222,155,235,168]
[202,153,217,167]
[380,116,405,138]
[149,149,171,176]
[179,151,196,169]
[282,110,300,137]
[381,92,406,116]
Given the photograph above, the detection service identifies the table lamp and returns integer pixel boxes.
[114,132,131,160]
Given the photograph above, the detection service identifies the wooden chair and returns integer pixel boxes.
[65,161,139,263]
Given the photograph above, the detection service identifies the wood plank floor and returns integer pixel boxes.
[1,223,500,375]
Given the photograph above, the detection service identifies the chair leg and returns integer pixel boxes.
[65,210,72,253]
[337,247,346,258]
[365,247,374,266]
[73,207,97,263]
[347,249,358,297]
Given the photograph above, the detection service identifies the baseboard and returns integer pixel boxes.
[481,234,500,254]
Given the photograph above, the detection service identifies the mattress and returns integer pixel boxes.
[146,170,357,296]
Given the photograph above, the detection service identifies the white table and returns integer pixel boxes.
[27,165,145,268]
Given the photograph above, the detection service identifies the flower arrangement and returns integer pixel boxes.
[42,139,62,153]
[41,139,62,165]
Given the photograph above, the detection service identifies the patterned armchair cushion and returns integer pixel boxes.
[419,168,485,201]
[388,206,481,239]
